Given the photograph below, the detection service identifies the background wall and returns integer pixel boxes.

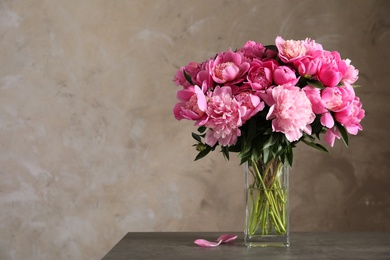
[0,0,389,259]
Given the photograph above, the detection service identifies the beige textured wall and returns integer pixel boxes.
[1,0,389,259]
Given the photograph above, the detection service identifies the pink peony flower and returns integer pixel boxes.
[304,38,323,54]
[317,51,347,87]
[204,86,246,146]
[173,62,201,88]
[342,59,359,85]
[266,85,315,142]
[195,59,214,90]
[293,53,321,77]
[246,60,276,90]
[322,86,355,112]
[273,65,299,86]
[237,40,266,60]
[173,60,214,90]
[275,36,307,63]
[209,50,250,84]
[334,96,365,135]
[234,90,265,122]
[173,85,208,125]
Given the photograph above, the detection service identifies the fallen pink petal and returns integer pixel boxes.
[217,234,238,243]
[194,239,222,247]
[194,234,238,247]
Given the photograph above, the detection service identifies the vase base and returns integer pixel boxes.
[245,234,289,248]
[245,242,290,248]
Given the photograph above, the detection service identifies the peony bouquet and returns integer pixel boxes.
[172,36,364,245]
[173,36,364,164]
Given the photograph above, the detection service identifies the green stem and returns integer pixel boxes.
[247,158,288,236]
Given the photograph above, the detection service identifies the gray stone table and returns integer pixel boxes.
[102,232,390,259]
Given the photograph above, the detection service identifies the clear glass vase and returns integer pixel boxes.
[244,157,290,247]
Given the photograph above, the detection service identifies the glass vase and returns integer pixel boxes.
[244,157,290,247]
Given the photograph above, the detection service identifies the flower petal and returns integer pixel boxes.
[320,112,334,128]
[194,239,222,247]
[217,234,238,243]
[195,85,207,112]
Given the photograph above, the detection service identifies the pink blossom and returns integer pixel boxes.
[266,85,315,142]
[334,97,365,135]
[304,38,323,54]
[204,86,246,146]
[173,62,201,88]
[173,60,214,90]
[237,40,265,60]
[293,52,321,77]
[210,50,250,84]
[322,86,355,112]
[342,59,359,85]
[173,85,207,125]
[273,65,299,86]
[246,60,276,90]
[303,85,356,130]
[275,36,307,63]
[195,59,214,90]
[317,51,347,87]
[234,90,265,122]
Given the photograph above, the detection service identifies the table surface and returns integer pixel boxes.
[102,232,390,260]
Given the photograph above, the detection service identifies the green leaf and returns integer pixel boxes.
[296,76,309,88]
[263,134,277,150]
[239,149,251,161]
[314,143,329,153]
[191,132,202,143]
[221,146,230,160]
[302,133,315,142]
[197,126,206,133]
[335,122,349,147]
[263,145,273,165]
[302,139,329,153]
[228,143,241,153]
[286,145,293,167]
[183,69,194,85]
[239,156,249,165]
[311,116,324,138]
[352,84,361,88]
[263,128,273,135]
[194,145,212,161]
[272,144,286,160]
[238,148,252,165]
[307,80,325,89]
